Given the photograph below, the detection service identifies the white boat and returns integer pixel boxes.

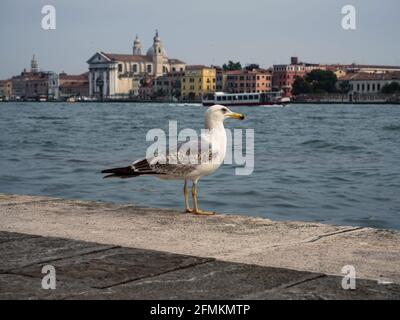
[38,95,47,102]
[202,91,290,107]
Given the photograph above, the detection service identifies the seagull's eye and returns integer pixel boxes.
[221,108,228,113]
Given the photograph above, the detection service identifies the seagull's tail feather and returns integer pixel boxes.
[101,166,155,179]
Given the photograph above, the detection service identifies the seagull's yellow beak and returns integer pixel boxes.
[226,112,245,120]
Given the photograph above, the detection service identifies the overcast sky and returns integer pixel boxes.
[0,0,399,79]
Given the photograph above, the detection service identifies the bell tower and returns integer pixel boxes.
[133,34,142,55]
[152,29,164,77]
[31,54,39,73]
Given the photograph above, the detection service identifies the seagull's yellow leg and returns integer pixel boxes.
[191,182,215,216]
[183,180,193,213]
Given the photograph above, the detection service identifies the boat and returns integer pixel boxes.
[202,91,290,106]
[66,96,77,103]
[37,95,47,102]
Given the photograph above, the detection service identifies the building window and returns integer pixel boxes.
[133,64,138,73]
[147,65,152,73]
[118,64,123,72]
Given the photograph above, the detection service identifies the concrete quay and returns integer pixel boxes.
[0,193,399,299]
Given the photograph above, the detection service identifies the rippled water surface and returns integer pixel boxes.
[1,102,400,229]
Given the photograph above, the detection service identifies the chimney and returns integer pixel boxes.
[291,57,299,65]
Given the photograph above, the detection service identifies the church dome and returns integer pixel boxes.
[146,46,167,57]
[146,30,167,57]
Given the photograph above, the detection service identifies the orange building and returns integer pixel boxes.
[225,69,272,94]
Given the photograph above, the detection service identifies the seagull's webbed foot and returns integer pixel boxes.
[192,209,215,216]
[190,181,216,216]
[185,208,194,213]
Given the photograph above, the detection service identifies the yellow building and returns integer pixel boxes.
[334,69,347,79]
[181,65,216,100]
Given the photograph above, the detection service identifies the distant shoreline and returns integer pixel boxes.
[1,100,400,105]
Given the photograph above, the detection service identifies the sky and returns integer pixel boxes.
[0,0,399,79]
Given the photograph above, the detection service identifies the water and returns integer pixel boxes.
[1,102,400,229]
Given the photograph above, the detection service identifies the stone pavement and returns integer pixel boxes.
[1,194,400,299]
[0,231,399,300]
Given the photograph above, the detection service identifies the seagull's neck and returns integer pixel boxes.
[205,119,227,161]
[205,118,225,132]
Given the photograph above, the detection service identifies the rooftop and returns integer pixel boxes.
[102,53,152,63]
[185,65,215,70]
[100,52,185,65]
[340,71,400,81]
[59,72,89,81]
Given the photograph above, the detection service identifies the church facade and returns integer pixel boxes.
[87,31,185,98]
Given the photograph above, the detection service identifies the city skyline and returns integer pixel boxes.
[1,0,400,79]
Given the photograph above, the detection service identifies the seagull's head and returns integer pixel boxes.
[205,105,245,128]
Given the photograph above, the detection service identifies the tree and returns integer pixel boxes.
[292,69,338,95]
[381,82,400,94]
[244,64,260,71]
[305,69,338,93]
[339,80,351,93]
[292,76,312,95]
[222,60,242,71]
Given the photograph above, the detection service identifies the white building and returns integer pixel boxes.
[87,30,185,98]
[339,72,400,94]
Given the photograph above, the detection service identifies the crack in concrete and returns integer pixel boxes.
[98,258,215,289]
[237,273,326,299]
[6,245,120,274]
[282,274,326,289]
[267,227,365,249]
[0,234,41,244]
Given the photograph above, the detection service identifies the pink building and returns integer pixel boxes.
[273,57,321,97]
[225,69,272,93]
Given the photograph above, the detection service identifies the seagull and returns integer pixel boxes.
[101,105,245,215]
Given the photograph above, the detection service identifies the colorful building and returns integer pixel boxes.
[152,70,185,100]
[0,79,12,99]
[273,57,322,96]
[181,65,216,101]
[215,66,228,92]
[139,76,154,100]
[225,68,272,94]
